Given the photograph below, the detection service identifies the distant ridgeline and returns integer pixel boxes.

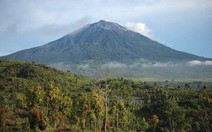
[1,20,212,79]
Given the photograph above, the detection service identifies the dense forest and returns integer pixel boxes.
[0,60,211,132]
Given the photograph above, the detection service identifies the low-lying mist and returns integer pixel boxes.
[50,60,212,79]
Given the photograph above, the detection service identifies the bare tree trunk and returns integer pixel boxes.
[116,97,119,132]
[104,91,107,132]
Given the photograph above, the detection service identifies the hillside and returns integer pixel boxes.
[0,60,211,131]
[0,60,89,94]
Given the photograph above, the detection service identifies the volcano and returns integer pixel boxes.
[1,20,211,78]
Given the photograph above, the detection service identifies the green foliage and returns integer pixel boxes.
[0,60,212,131]
[150,115,159,132]
[140,117,149,131]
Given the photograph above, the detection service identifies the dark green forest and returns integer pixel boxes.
[0,60,211,132]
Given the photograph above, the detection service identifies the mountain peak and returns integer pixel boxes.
[90,20,127,31]
[1,20,210,78]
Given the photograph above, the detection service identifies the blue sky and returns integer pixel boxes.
[0,0,212,58]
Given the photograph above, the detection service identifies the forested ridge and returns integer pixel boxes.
[0,60,211,132]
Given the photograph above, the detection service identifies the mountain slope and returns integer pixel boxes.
[0,60,90,94]
[0,20,208,65]
[1,20,212,78]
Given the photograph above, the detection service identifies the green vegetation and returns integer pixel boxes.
[0,60,211,131]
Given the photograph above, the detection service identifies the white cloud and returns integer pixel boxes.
[205,61,212,65]
[1,0,211,35]
[188,60,212,66]
[0,0,212,57]
[102,61,174,70]
[151,62,171,67]
[139,62,173,68]
[188,60,202,66]
[125,22,152,37]
[102,62,127,69]
[77,64,90,69]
